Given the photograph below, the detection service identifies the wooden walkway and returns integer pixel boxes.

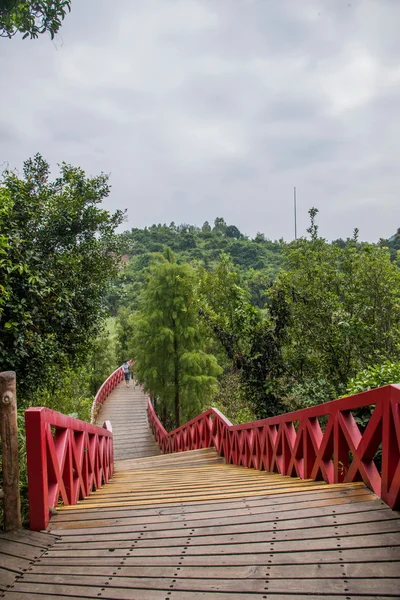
[1,383,400,599]
[95,381,160,462]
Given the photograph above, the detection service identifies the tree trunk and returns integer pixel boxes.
[173,336,180,429]
[174,384,180,429]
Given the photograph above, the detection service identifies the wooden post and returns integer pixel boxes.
[0,371,22,531]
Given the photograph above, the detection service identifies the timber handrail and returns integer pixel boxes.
[0,371,22,531]
[148,384,400,510]
[25,408,113,531]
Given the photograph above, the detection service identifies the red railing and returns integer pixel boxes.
[25,408,113,531]
[148,384,400,510]
[90,365,125,423]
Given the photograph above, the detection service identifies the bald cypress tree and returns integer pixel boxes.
[133,252,221,429]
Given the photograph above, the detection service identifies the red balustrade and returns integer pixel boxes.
[148,384,400,510]
[25,408,113,531]
[91,365,126,423]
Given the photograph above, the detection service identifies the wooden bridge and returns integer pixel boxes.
[1,367,400,599]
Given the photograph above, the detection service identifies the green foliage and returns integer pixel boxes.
[115,308,136,365]
[271,209,400,395]
[346,361,400,395]
[276,376,338,413]
[198,256,286,418]
[87,323,119,397]
[0,0,71,39]
[132,254,222,429]
[0,154,124,404]
[197,254,259,362]
[30,363,93,421]
[379,228,400,261]
[112,219,283,316]
[210,369,255,424]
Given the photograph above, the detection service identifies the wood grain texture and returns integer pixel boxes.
[2,382,399,598]
[0,371,21,531]
[95,381,160,462]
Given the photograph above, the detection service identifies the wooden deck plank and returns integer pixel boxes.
[12,573,400,595]
[51,486,378,520]
[0,531,56,595]
[7,588,399,600]
[51,520,400,551]
[35,545,400,567]
[19,561,400,579]
[54,507,398,543]
[94,382,160,462]
[51,499,377,531]
[2,382,399,599]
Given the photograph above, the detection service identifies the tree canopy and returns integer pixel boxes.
[111,211,400,425]
[112,218,283,316]
[132,252,221,429]
[0,0,70,39]
[273,210,400,393]
[0,154,124,400]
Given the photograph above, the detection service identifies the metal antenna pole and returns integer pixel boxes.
[294,186,297,240]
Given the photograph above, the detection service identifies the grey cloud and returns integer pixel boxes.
[0,0,399,241]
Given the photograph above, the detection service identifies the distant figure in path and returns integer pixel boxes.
[122,361,130,388]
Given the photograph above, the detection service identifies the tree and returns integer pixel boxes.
[0,0,71,39]
[380,228,400,261]
[112,219,284,311]
[0,154,124,401]
[346,361,400,395]
[198,255,286,417]
[115,308,136,365]
[212,217,227,236]
[132,252,221,428]
[197,255,257,362]
[225,225,242,239]
[271,209,400,396]
[88,324,118,396]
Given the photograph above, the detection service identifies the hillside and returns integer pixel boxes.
[112,218,283,312]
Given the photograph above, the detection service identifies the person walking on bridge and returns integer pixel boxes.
[122,361,130,388]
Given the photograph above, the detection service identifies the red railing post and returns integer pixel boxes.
[25,408,49,531]
[381,385,400,509]
[25,407,114,531]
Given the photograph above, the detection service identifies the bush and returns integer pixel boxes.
[274,376,339,413]
[346,361,400,395]
[211,370,256,424]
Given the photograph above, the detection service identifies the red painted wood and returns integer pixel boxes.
[90,362,132,423]
[147,384,400,510]
[25,407,113,531]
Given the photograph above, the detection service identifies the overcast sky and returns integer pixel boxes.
[1,0,399,240]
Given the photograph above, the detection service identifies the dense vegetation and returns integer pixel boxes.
[1,155,400,525]
[111,218,283,314]
[113,212,400,427]
[1,158,399,425]
[0,155,123,413]
[3,7,399,528]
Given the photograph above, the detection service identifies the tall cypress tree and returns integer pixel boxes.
[133,252,221,429]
